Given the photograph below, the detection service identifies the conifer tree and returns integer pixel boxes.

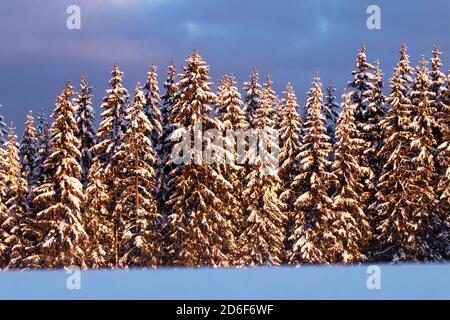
[0,105,8,230]
[289,75,336,264]
[278,83,302,257]
[157,62,178,215]
[376,50,442,261]
[85,64,129,268]
[167,51,237,266]
[238,79,286,266]
[29,82,88,268]
[143,65,163,149]
[0,125,29,269]
[112,84,163,267]
[31,110,52,190]
[262,74,280,124]
[74,75,96,188]
[324,81,340,146]
[331,92,372,263]
[243,67,263,127]
[347,45,376,213]
[215,75,249,242]
[375,45,414,262]
[19,111,37,204]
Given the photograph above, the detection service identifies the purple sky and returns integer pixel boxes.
[1,0,450,134]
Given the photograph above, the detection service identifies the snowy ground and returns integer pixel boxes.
[0,264,449,299]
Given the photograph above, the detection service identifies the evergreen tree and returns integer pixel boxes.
[277,83,302,257]
[347,45,376,214]
[289,75,336,264]
[74,75,96,188]
[114,84,163,268]
[324,81,340,145]
[19,111,37,204]
[0,105,8,230]
[215,75,249,245]
[157,62,178,216]
[85,64,129,268]
[376,49,442,261]
[262,74,280,123]
[331,92,372,263]
[238,79,286,266]
[243,67,263,127]
[0,105,7,145]
[31,109,52,190]
[167,51,237,266]
[29,82,88,268]
[0,125,29,269]
[143,64,163,149]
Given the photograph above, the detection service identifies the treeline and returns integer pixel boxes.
[0,44,448,269]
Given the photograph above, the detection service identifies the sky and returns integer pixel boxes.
[1,0,450,134]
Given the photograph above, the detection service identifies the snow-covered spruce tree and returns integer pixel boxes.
[19,111,37,204]
[143,65,163,149]
[29,82,88,268]
[436,71,450,253]
[408,57,447,261]
[157,62,178,216]
[74,74,96,188]
[347,45,376,212]
[215,75,249,241]
[263,74,280,125]
[324,81,340,146]
[331,92,372,263]
[374,45,414,262]
[0,105,8,231]
[0,105,7,145]
[167,51,237,267]
[278,83,302,257]
[430,45,450,255]
[243,66,263,127]
[238,80,286,266]
[376,51,440,262]
[429,43,447,147]
[0,125,29,269]
[31,109,52,190]
[85,64,129,268]
[289,75,337,264]
[143,65,163,209]
[112,84,163,268]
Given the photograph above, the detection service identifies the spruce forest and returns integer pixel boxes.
[0,43,449,270]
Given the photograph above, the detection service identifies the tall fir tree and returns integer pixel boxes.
[0,125,29,269]
[113,84,163,267]
[143,64,163,149]
[347,45,376,215]
[31,109,52,190]
[238,79,286,266]
[29,82,88,268]
[85,64,129,268]
[375,48,442,261]
[243,66,263,127]
[157,62,178,216]
[74,75,96,188]
[262,74,280,124]
[331,92,372,263]
[167,51,237,266]
[324,81,340,146]
[0,105,8,230]
[19,111,37,205]
[277,83,302,257]
[215,75,249,245]
[289,75,337,264]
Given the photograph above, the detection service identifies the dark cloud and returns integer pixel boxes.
[1,0,449,133]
